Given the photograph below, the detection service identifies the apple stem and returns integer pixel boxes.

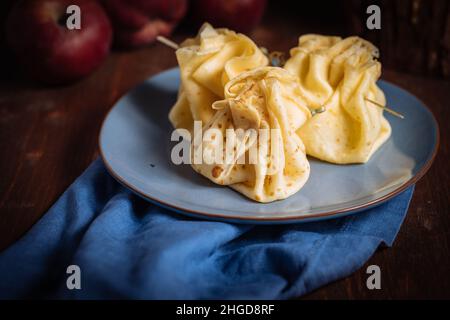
[156,36,179,50]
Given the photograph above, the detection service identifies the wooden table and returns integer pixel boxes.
[1,12,449,299]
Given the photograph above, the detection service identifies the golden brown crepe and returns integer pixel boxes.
[284,35,391,164]
[169,23,269,133]
[189,67,311,202]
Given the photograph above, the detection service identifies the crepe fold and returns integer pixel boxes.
[189,67,311,202]
[169,25,311,202]
[285,35,391,164]
[169,23,269,134]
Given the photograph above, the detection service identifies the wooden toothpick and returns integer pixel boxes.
[156,36,179,50]
[365,98,405,119]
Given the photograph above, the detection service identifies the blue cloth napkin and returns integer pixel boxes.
[0,159,414,299]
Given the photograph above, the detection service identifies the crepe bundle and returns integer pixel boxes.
[284,35,391,164]
[188,67,312,202]
[169,23,269,133]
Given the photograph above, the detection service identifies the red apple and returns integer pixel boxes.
[190,0,267,33]
[6,0,113,85]
[101,0,188,48]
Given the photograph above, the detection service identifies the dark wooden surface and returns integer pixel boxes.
[345,0,450,78]
[0,7,449,299]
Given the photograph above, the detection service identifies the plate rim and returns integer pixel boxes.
[99,68,440,224]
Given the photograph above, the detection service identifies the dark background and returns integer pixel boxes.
[0,0,449,299]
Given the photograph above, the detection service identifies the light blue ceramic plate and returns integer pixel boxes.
[99,68,439,224]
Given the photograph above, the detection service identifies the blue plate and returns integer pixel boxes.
[99,68,439,224]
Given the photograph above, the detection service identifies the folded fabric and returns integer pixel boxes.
[0,159,413,299]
